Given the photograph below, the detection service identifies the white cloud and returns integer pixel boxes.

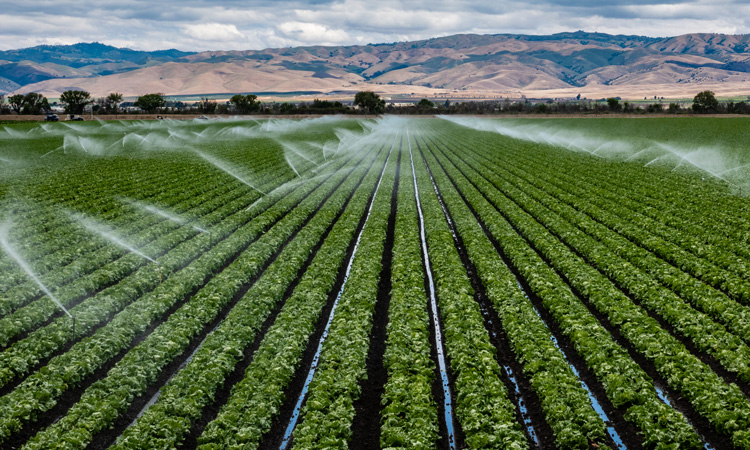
[182,23,246,41]
[277,21,350,45]
[1,0,750,52]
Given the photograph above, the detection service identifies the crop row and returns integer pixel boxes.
[430,129,750,448]
[462,140,750,377]
[289,142,396,448]
[0,146,365,446]
[23,141,384,449]
[410,139,527,449]
[378,145,439,449]
[194,143,394,448]
[421,132,703,448]
[0,157,297,388]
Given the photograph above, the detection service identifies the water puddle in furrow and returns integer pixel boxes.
[515,278,626,450]
[419,135,626,449]
[654,385,714,450]
[278,144,395,450]
[125,157,357,435]
[408,133,457,450]
[416,143,539,447]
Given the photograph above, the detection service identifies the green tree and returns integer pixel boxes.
[8,94,24,114]
[107,92,123,114]
[353,91,385,114]
[417,98,435,109]
[606,97,621,112]
[60,90,92,114]
[279,102,295,114]
[21,92,50,114]
[229,94,260,114]
[692,90,718,113]
[310,99,343,109]
[198,97,217,114]
[134,93,166,113]
[647,103,663,113]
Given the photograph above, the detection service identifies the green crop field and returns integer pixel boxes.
[1,116,749,450]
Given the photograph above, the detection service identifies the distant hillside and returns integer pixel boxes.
[7,32,750,100]
[0,42,193,90]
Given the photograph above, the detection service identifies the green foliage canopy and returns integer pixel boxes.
[106,92,123,113]
[7,94,24,114]
[134,93,166,113]
[21,93,50,114]
[692,90,718,114]
[353,91,385,114]
[60,90,92,115]
[229,94,260,114]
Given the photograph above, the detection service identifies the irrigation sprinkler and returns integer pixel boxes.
[156,262,162,284]
[71,316,76,338]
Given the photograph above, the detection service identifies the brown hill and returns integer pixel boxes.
[10,31,750,100]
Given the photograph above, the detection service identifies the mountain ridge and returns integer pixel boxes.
[4,32,750,100]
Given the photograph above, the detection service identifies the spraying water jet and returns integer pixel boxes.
[0,221,76,335]
[195,150,268,195]
[71,212,162,282]
[121,198,211,236]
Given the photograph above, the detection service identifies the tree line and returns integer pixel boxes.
[0,89,746,117]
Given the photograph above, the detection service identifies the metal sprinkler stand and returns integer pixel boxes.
[72,316,76,338]
[157,262,162,284]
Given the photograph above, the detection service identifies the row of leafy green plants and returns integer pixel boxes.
[191,144,394,449]
[378,142,439,448]
[0,145,366,446]
[0,145,288,304]
[0,154,299,387]
[500,142,750,303]
[462,138,750,367]
[427,125,750,448]
[487,131,750,265]
[0,158,284,346]
[418,131,704,448]
[22,139,386,449]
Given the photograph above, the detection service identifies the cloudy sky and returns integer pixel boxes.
[1,0,748,52]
